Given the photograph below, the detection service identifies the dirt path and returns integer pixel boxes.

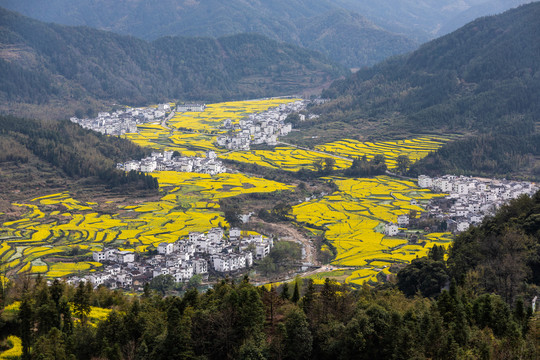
[254,221,320,266]
[161,110,175,130]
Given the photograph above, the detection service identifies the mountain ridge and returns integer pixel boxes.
[0,0,418,68]
[298,2,540,179]
[0,7,348,119]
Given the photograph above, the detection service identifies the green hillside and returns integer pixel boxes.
[0,114,160,207]
[0,7,347,119]
[308,3,540,179]
[0,0,417,68]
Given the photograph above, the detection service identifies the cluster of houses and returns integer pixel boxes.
[70,104,172,136]
[215,100,305,150]
[177,103,206,112]
[116,150,226,175]
[67,227,274,290]
[384,175,538,236]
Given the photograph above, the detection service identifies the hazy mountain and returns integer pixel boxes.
[315,2,540,178]
[334,0,533,41]
[0,0,531,67]
[0,7,347,119]
[0,0,418,68]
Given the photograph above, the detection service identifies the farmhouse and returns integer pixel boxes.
[177,103,206,112]
[384,223,399,236]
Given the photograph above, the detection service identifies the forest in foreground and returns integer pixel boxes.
[1,191,539,359]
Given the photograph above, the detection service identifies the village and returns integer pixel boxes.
[116,150,227,175]
[67,227,274,290]
[69,103,172,135]
[215,99,309,150]
[383,175,538,237]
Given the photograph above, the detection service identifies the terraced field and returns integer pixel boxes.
[124,99,300,156]
[315,136,456,169]
[219,146,352,171]
[168,99,300,132]
[220,136,455,172]
[0,173,292,278]
[292,176,453,285]
[125,124,219,157]
[0,99,458,285]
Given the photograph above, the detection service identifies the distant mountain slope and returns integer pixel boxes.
[0,7,347,119]
[0,0,418,68]
[297,10,415,69]
[335,0,533,41]
[313,3,540,179]
[0,0,532,67]
[322,2,540,131]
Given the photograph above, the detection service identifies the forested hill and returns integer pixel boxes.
[0,0,417,68]
[316,2,540,179]
[0,115,159,206]
[0,7,347,119]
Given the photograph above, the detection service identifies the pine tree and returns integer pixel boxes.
[73,281,91,325]
[291,281,300,304]
[19,297,33,360]
[281,283,290,301]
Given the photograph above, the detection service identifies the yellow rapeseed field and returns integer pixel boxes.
[292,176,452,285]
[219,146,352,171]
[0,171,292,278]
[0,335,22,360]
[169,99,299,132]
[315,136,456,169]
[125,98,300,154]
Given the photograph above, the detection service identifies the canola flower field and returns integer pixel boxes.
[220,136,454,172]
[124,99,300,156]
[315,136,457,169]
[219,146,352,171]
[125,124,219,157]
[0,99,458,285]
[0,173,292,278]
[292,176,454,285]
[168,99,300,132]
[0,335,21,360]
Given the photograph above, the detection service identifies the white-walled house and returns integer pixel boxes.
[157,242,174,255]
[229,227,241,239]
[397,214,409,227]
[384,223,399,236]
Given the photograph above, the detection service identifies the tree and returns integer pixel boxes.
[19,297,33,360]
[371,154,386,166]
[397,258,449,297]
[154,306,194,360]
[238,335,267,360]
[150,274,175,296]
[301,279,316,315]
[429,245,445,262]
[323,157,336,174]
[283,308,313,360]
[396,155,411,174]
[313,158,324,172]
[224,208,242,227]
[271,203,292,221]
[291,281,300,304]
[33,328,71,360]
[187,274,202,289]
[73,282,91,326]
[280,283,290,301]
